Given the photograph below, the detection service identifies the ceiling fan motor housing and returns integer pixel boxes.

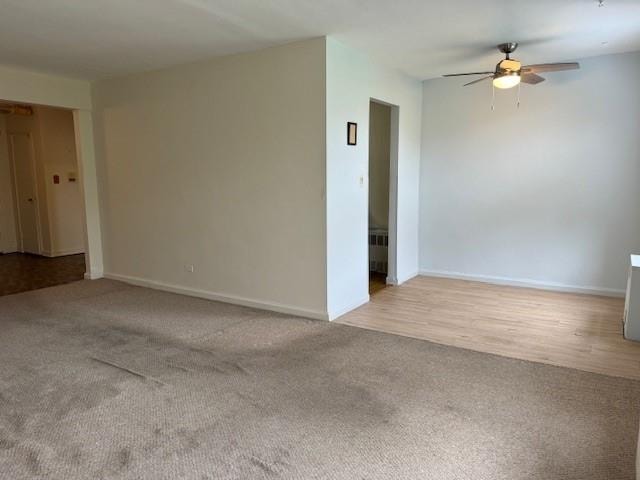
[497,58,522,76]
[498,42,519,57]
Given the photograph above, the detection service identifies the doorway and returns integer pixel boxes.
[9,132,41,254]
[0,102,88,295]
[368,99,398,295]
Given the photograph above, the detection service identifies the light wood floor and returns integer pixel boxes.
[338,275,640,380]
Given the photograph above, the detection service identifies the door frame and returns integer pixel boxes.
[8,132,43,254]
[1,101,103,279]
[1,69,103,279]
[369,98,399,285]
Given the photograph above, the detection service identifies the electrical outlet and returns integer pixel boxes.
[185,264,194,273]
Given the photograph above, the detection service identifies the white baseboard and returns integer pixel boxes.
[84,271,104,280]
[42,248,85,258]
[327,295,370,321]
[397,270,419,285]
[103,272,330,320]
[387,270,419,286]
[418,269,625,297]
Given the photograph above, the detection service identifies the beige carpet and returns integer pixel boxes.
[0,279,638,479]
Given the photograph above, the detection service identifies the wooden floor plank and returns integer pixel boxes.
[338,276,640,380]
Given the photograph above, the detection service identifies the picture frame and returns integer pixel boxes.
[347,122,357,145]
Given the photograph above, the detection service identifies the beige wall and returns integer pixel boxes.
[5,111,49,252]
[368,102,390,229]
[38,107,85,255]
[5,106,84,256]
[0,115,17,252]
[0,65,91,111]
[92,38,327,317]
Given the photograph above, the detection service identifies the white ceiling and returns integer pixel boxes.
[1,0,639,81]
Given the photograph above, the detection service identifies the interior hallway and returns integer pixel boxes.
[340,275,640,380]
[0,253,85,296]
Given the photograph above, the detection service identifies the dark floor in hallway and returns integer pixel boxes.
[369,272,387,295]
[0,253,85,296]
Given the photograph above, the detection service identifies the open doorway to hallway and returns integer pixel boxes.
[368,100,395,295]
[0,101,86,295]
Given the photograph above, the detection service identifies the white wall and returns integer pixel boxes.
[326,38,423,318]
[92,38,327,318]
[369,102,390,229]
[93,36,422,320]
[420,51,640,295]
[0,114,17,253]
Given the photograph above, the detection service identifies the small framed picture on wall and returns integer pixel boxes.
[347,122,357,145]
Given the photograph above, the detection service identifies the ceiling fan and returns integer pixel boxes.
[443,43,580,89]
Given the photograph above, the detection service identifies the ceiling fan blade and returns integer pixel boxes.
[521,73,545,85]
[443,71,494,77]
[463,75,494,86]
[522,62,580,73]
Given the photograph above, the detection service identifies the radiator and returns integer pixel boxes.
[369,228,388,274]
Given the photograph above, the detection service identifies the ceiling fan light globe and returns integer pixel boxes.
[493,73,521,89]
